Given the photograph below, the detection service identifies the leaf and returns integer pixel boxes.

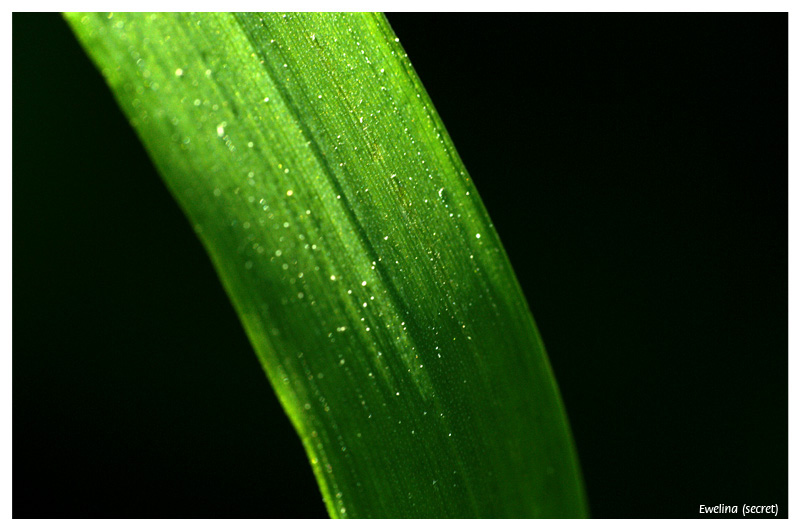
[64,12,587,518]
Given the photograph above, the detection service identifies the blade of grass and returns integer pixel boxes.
[64,12,587,518]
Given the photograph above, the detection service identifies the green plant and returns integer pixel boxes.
[65,12,587,518]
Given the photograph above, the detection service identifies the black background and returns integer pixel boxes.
[13,13,787,518]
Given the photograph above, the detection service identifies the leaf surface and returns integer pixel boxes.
[65,12,587,518]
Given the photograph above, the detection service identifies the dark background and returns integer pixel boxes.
[13,13,787,518]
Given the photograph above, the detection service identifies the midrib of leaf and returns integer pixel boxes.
[65,12,587,518]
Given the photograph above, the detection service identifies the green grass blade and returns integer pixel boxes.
[64,12,587,518]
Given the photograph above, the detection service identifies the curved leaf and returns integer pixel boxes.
[64,12,587,518]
